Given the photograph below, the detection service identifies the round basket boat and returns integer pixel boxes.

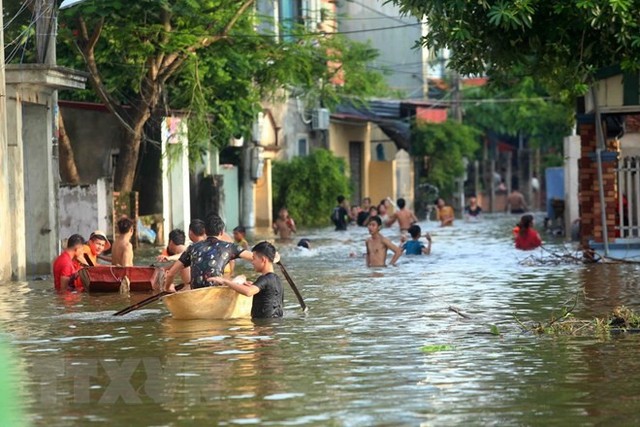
[162,286,253,320]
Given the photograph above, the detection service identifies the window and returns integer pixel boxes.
[298,137,308,156]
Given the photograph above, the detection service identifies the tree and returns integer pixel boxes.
[463,77,575,158]
[388,0,640,97]
[49,1,390,192]
[412,120,481,199]
[272,149,351,227]
[57,0,257,192]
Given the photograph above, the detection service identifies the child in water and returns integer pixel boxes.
[514,214,542,250]
[233,226,250,250]
[208,241,284,318]
[400,224,432,255]
[365,216,402,267]
[273,208,296,239]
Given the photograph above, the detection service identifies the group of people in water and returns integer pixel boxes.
[52,190,542,319]
[327,193,541,267]
[52,214,284,319]
[52,217,136,292]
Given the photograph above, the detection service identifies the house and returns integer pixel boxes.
[3,65,86,280]
[329,99,448,207]
[576,67,640,260]
[337,1,434,99]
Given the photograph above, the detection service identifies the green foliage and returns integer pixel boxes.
[388,0,640,96]
[463,76,575,163]
[412,120,481,199]
[464,77,574,146]
[489,324,501,336]
[5,1,389,186]
[272,149,351,227]
[420,344,454,353]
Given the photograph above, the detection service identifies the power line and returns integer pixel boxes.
[234,22,423,38]
[4,0,33,30]
[342,0,414,26]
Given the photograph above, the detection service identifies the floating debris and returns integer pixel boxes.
[515,305,640,338]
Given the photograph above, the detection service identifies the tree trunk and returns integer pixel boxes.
[58,112,81,185]
[113,118,147,192]
[113,79,162,192]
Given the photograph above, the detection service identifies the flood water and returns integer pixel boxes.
[3,214,640,426]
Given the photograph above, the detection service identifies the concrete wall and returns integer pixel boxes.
[338,2,427,98]
[254,158,273,229]
[220,165,240,231]
[620,132,640,158]
[60,104,125,184]
[329,120,372,200]
[161,117,190,242]
[23,103,58,275]
[395,149,414,204]
[0,4,9,281]
[59,179,113,241]
[261,96,318,161]
[564,135,581,236]
[585,75,624,113]
[6,92,25,280]
[369,160,397,205]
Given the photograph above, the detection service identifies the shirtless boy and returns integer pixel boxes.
[385,198,418,232]
[273,207,296,239]
[111,217,134,266]
[506,188,528,214]
[366,216,402,267]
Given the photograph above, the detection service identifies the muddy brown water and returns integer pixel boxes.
[2,214,640,426]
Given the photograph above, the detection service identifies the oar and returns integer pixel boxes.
[83,254,95,267]
[113,284,185,316]
[276,261,308,312]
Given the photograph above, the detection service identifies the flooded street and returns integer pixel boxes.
[3,214,640,426]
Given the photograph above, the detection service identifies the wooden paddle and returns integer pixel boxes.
[83,253,95,267]
[113,284,185,316]
[276,261,308,312]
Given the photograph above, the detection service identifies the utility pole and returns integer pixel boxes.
[453,72,462,123]
[0,0,11,281]
[453,72,465,213]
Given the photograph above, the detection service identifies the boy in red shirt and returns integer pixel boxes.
[53,234,86,292]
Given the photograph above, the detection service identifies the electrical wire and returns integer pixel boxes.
[4,0,33,30]
[343,0,413,26]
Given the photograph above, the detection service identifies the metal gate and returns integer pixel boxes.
[617,156,640,238]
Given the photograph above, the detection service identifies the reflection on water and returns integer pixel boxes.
[2,214,640,426]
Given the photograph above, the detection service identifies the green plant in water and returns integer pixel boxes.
[489,324,501,336]
[421,344,454,353]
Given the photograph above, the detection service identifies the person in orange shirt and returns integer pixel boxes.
[436,198,454,227]
[80,230,111,266]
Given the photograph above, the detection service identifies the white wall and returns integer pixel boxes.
[620,133,640,158]
[58,179,112,241]
[161,117,191,242]
[564,135,581,236]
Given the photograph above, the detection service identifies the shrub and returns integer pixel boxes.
[412,120,481,199]
[273,149,351,227]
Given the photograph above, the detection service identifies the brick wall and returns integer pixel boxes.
[578,117,619,247]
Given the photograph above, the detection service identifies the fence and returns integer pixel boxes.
[617,156,640,238]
